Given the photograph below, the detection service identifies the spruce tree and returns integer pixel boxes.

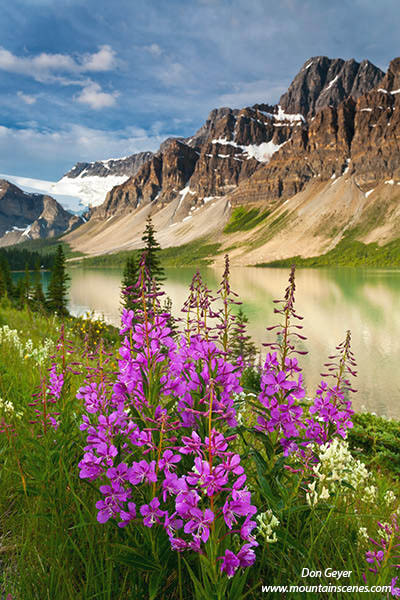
[141,215,165,292]
[0,256,13,297]
[230,307,257,365]
[47,245,70,316]
[120,254,140,311]
[0,268,5,300]
[23,263,31,301]
[32,260,47,311]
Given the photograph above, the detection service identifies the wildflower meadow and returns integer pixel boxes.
[1,256,400,599]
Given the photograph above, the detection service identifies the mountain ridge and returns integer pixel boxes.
[28,54,400,265]
[0,179,83,247]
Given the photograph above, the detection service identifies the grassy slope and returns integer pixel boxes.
[1,303,400,598]
[257,235,400,268]
[11,190,400,269]
[70,238,222,268]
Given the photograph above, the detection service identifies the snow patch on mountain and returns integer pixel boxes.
[0,171,129,213]
[54,173,129,207]
[211,138,286,163]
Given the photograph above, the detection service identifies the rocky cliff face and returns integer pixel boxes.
[88,55,385,225]
[0,179,82,246]
[65,151,154,179]
[90,104,306,220]
[279,56,384,117]
[229,57,400,208]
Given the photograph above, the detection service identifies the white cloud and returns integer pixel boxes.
[156,61,186,86]
[0,123,170,177]
[76,82,119,109]
[143,43,163,57]
[17,91,37,104]
[81,45,117,71]
[0,45,117,82]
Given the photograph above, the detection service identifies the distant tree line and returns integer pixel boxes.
[0,247,54,270]
[0,244,69,316]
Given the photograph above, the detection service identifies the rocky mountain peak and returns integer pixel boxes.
[279,56,384,117]
[64,151,154,179]
[377,57,400,92]
[0,179,82,246]
[188,107,240,147]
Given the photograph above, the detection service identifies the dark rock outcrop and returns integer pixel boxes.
[279,56,384,117]
[0,179,82,246]
[65,151,154,179]
[86,55,391,224]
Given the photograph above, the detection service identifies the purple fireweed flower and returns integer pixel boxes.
[240,517,258,541]
[140,497,165,528]
[158,449,181,472]
[219,549,240,578]
[237,543,258,568]
[366,550,384,565]
[180,431,203,455]
[119,309,135,334]
[164,515,184,539]
[263,352,279,370]
[223,495,256,529]
[129,460,157,485]
[391,577,400,597]
[94,442,118,467]
[183,508,214,543]
[204,430,231,456]
[186,458,228,496]
[77,382,104,414]
[48,364,64,399]
[95,483,130,524]
[106,463,129,486]
[78,451,105,480]
[118,502,137,528]
[79,261,258,576]
[175,490,201,517]
[261,371,297,397]
[170,537,189,552]
[219,454,244,477]
[162,472,188,502]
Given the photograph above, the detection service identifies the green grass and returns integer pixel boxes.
[73,238,222,268]
[1,303,400,599]
[257,235,400,268]
[223,206,271,233]
[11,238,85,260]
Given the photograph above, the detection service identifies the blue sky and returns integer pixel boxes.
[0,0,399,180]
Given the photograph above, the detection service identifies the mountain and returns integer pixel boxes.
[279,56,384,117]
[0,179,83,247]
[53,151,154,208]
[63,56,400,265]
[1,151,155,214]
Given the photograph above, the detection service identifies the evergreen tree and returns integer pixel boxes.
[47,245,70,316]
[230,308,257,365]
[0,256,13,297]
[0,268,5,299]
[32,260,47,311]
[141,215,165,293]
[23,263,31,301]
[120,254,140,311]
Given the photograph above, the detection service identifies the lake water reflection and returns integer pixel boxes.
[57,266,400,418]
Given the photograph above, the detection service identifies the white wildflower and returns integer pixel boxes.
[256,510,280,543]
[384,490,396,506]
[358,526,369,547]
[308,439,374,506]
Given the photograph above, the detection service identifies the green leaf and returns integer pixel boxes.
[183,557,209,600]
[112,543,159,571]
[149,570,163,600]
